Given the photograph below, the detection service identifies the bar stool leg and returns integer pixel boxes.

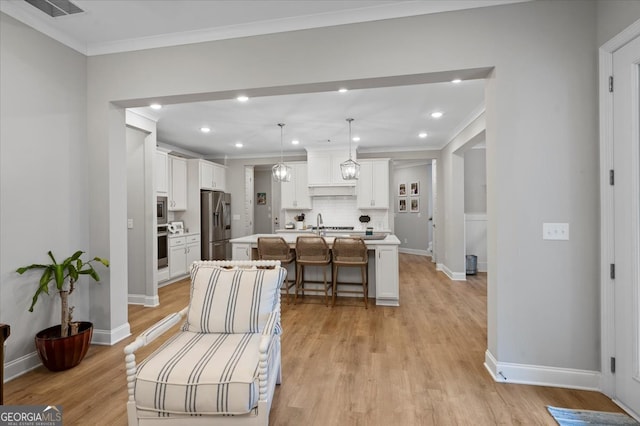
[361,264,368,309]
[332,263,338,307]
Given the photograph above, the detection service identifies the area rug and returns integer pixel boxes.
[547,406,640,425]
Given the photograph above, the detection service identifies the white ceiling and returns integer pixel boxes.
[1,0,517,158]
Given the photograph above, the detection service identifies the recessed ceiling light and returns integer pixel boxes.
[291,140,300,145]
[352,136,360,142]
[431,111,443,118]
[235,142,243,148]
[451,79,462,84]
[338,88,348,93]
[200,127,211,133]
[150,103,162,110]
[419,132,428,138]
[237,95,249,102]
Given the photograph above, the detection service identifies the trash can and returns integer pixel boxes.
[466,255,478,275]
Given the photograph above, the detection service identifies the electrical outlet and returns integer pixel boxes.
[404,238,408,244]
[127,218,133,229]
[543,223,569,240]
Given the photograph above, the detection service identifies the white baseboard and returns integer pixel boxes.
[92,322,131,346]
[441,264,466,281]
[436,263,443,271]
[484,350,600,391]
[4,351,41,382]
[128,293,160,307]
[399,248,430,256]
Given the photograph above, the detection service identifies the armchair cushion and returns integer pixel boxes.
[135,331,263,415]
[183,265,285,334]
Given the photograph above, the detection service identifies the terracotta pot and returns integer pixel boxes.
[34,321,93,372]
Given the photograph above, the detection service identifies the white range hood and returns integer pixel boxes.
[306,148,357,197]
[308,185,356,197]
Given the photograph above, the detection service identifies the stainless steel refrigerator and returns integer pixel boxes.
[201,191,231,260]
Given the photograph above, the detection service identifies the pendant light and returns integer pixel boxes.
[340,118,360,180]
[272,123,291,182]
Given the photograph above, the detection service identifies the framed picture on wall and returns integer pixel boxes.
[398,197,407,212]
[410,198,419,212]
[257,192,267,205]
[398,183,407,196]
[410,181,420,196]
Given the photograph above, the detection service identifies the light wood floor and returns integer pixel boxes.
[4,254,623,425]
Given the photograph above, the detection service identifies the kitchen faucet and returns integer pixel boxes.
[316,213,324,236]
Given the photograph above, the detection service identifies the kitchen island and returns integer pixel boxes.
[230,233,401,306]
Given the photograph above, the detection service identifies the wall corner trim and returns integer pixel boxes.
[441,264,466,281]
[92,323,131,346]
[484,350,600,391]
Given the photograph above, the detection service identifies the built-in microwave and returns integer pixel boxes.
[157,196,168,225]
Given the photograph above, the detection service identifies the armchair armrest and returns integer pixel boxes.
[123,307,188,403]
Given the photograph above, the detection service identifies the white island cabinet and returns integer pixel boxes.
[230,233,400,306]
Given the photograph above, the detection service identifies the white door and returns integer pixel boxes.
[244,166,254,236]
[613,34,640,418]
[431,159,438,263]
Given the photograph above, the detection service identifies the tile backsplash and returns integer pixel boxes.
[283,197,389,230]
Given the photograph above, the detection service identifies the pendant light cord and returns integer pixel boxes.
[347,118,354,160]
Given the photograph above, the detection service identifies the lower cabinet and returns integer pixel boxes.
[169,234,201,278]
[232,243,252,260]
[375,245,399,305]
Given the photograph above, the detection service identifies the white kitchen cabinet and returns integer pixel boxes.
[169,234,201,278]
[168,156,187,211]
[307,149,356,186]
[357,159,389,209]
[198,160,227,191]
[168,236,187,278]
[375,245,399,305]
[155,151,169,195]
[232,243,252,260]
[185,234,201,271]
[281,162,311,209]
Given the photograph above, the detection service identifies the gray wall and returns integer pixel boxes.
[254,170,272,234]
[126,126,148,297]
[3,0,640,379]
[464,148,487,213]
[597,0,640,46]
[0,13,88,371]
[393,163,432,253]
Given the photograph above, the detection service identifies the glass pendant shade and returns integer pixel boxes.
[272,123,291,182]
[340,118,360,180]
[340,158,360,180]
[272,162,291,182]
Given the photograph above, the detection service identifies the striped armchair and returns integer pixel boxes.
[124,260,286,426]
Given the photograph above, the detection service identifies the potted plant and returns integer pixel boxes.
[16,250,109,371]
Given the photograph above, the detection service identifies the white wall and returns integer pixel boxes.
[4,0,639,382]
[126,126,148,297]
[0,13,88,376]
[464,148,487,214]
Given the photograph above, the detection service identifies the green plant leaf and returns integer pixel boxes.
[94,257,109,268]
[16,264,48,274]
[47,251,57,265]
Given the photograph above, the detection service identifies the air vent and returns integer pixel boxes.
[25,0,84,17]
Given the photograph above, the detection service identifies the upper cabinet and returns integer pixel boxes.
[307,149,356,187]
[197,160,227,192]
[168,156,187,211]
[281,162,311,210]
[357,159,389,209]
[155,151,169,195]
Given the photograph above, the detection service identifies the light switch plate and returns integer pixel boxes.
[543,223,569,240]
[127,218,133,229]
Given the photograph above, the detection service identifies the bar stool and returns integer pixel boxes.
[295,236,332,306]
[331,237,369,309]
[257,237,296,304]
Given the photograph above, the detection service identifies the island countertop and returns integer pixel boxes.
[230,233,400,306]
[230,233,400,246]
